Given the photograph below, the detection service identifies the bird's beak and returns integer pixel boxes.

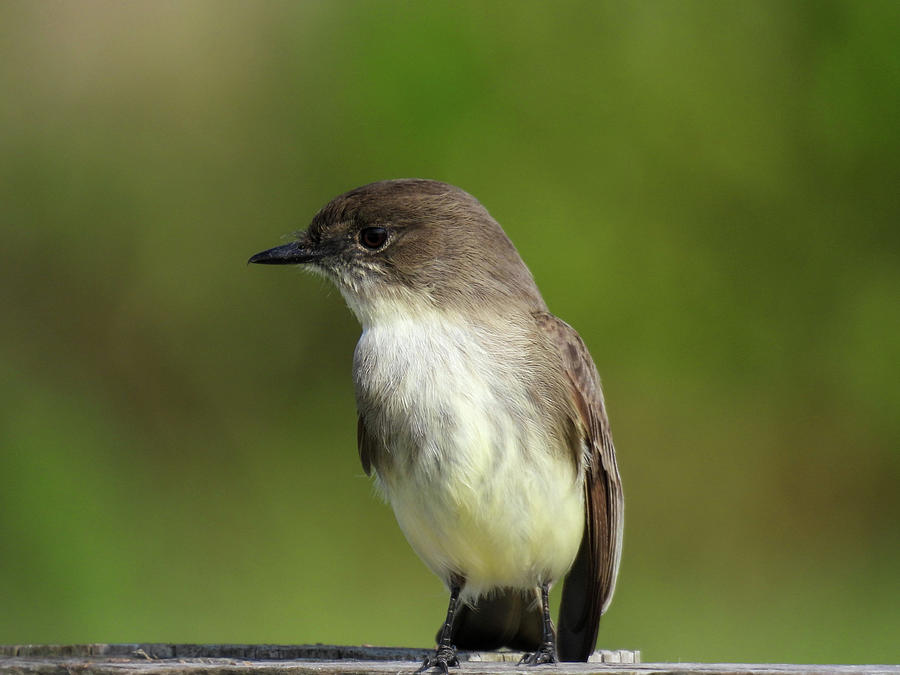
[248,239,318,265]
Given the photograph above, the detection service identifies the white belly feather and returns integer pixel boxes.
[355,312,584,600]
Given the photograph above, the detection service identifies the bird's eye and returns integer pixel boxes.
[359,227,388,250]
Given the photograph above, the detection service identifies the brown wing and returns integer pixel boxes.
[536,313,624,662]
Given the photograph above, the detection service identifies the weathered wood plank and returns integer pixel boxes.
[0,645,637,664]
[1,645,897,675]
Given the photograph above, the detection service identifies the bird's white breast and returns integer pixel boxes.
[354,308,584,600]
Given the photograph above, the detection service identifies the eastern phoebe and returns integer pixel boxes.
[249,179,623,670]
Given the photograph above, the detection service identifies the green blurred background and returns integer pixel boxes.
[1,0,897,665]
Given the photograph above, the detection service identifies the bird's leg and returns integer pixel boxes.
[417,578,463,674]
[518,581,558,666]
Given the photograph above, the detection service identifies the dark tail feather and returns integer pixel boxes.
[445,589,542,652]
[557,531,602,661]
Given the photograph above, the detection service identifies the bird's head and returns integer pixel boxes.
[249,179,546,326]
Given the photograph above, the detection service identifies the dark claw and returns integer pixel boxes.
[416,645,459,673]
[518,644,558,666]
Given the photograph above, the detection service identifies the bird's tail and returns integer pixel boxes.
[445,588,542,653]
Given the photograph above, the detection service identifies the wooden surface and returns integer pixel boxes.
[1,644,897,675]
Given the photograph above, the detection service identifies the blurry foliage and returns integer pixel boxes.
[1,0,898,664]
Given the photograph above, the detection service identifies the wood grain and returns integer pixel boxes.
[2,644,897,675]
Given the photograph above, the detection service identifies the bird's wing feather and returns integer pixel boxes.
[357,415,376,476]
[536,313,624,662]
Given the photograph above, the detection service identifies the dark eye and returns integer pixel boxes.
[359,227,388,250]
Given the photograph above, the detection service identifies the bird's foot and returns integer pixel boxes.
[416,644,459,674]
[518,643,558,667]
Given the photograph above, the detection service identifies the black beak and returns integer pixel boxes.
[248,240,318,265]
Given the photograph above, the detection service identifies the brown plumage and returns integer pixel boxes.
[537,312,624,661]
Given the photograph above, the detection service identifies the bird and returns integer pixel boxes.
[249,179,623,670]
